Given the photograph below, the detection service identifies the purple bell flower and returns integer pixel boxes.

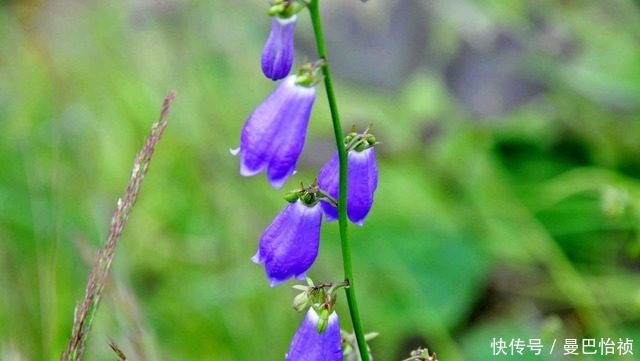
[232,75,316,189]
[318,147,378,226]
[286,309,342,361]
[252,199,322,287]
[262,15,297,81]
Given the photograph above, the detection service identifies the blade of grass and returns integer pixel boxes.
[60,91,176,361]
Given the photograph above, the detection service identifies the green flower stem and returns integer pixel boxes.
[308,2,370,360]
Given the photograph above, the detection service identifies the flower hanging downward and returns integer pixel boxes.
[286,308,342,361]
[262,15,297,81]
[232,74,316,189]
[318,128,379,226]
[252,198,322,287]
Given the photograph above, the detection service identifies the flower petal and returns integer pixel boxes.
[318,148,378,225]
[261,16,296,81]
[265,83,315,188]
[347,147,378,226]
[253,200,322,287]
[318,151,339,222]
[286,309,342,361]
[236,75,316,189]
[238,85,288,176]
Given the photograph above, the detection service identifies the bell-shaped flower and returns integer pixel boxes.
[262,15,297,81]
[232,75,316,189]
[286,309,342,361]
[318,147,378,226]
[252,199,322,287]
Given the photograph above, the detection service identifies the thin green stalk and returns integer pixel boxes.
[308,2,370,360]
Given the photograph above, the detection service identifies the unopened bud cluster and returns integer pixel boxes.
[344,124,379,152]
[267,0,303,17]
[284,180,334,208]
[402,347,438,361]
[291,278,348,333]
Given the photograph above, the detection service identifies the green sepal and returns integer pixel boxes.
[285,180,322,207]
[316,308,330,334]
[267,0,305,18]
[295,59,325,87]
[343,125,379,152]
[284,191,300,203]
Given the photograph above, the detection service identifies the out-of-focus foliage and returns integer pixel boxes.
[1,0,639,360]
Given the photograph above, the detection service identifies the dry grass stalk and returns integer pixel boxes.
[61,91,176,361]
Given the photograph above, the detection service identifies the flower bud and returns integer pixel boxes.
[232,75,316,189]
[300,192,318,207]
[261,15,297,81]
[292,291,311,312]
[252,200,323,286]
[267,4,287,15]
[366,135,377,145]
[344,133,357,144]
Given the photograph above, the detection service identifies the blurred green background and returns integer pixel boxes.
[1,0,640,360]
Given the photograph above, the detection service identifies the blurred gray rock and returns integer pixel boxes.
[297,0,429,91]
